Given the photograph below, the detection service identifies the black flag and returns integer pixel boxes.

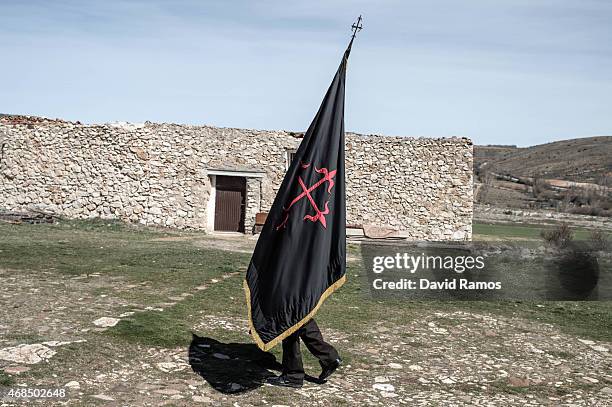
[244,40,354,351]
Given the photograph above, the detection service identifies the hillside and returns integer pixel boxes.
[476,136,612,184]
[475,137,612,215]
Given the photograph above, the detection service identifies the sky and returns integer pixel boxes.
[1,0,611,146]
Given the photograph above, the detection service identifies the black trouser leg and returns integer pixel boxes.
[281,330,304,381]
[280,319,339,381]
[299,319,339,367]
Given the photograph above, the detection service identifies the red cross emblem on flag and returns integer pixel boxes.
[276,163,337,230]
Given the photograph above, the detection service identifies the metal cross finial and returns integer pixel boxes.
[351,15,363,40]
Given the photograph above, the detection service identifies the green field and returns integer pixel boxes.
[473,222,610,242]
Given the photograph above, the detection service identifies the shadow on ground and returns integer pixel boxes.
[188,333,282,394]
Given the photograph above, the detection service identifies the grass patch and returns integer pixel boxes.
[473,222,609,241]
[107,310,192,348]
[2,332,45,345]
[489,380,534,395]
[0,371,15,386]
[106,274,248,347]
[0,220,250,300]
[547,350,575,359]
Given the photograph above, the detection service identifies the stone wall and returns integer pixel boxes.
[0,120,473,239]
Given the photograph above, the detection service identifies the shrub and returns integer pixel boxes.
[589,230,610,251]
[540,223,574,248]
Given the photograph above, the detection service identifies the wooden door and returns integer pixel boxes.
[214,176,246,232]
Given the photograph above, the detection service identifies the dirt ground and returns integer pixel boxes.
[0,221,611,406]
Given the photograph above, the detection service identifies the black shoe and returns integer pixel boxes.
[266,374,303,388]
[319,358,342,381]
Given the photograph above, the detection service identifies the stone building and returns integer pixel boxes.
[0,117,473,240]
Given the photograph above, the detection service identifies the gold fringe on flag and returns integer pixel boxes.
[243,275,347,351]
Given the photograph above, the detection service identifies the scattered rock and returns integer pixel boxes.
[0,344,56,364]
[508,376,530,387]
[156,362,187,372]
[92,317,120,327]
[65,381,80,389]
[3,366,30,374]
[91,394,115,401]
[154,388,181,395]
[373,383,395,392]
[193,395,213,403]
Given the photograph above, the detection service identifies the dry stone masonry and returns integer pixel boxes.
[0,119,473,240]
